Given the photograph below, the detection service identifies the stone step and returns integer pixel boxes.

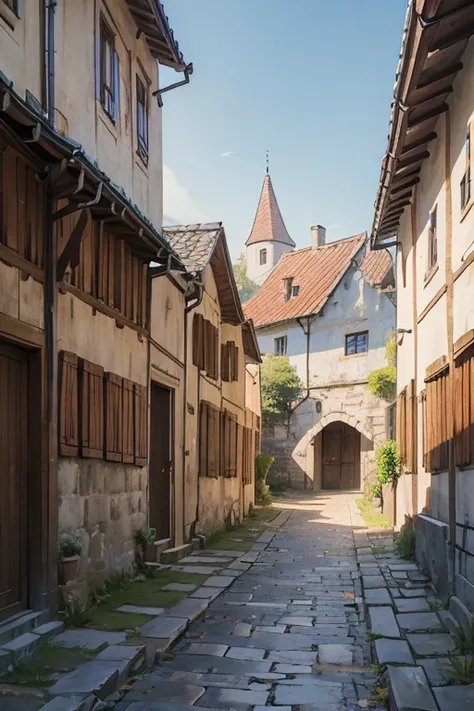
[0,610,46,646]
[153,537,172,561]
[1,631,41,661]
[387,665,437,711]
[160,542,196,564]
[35,620,65,640]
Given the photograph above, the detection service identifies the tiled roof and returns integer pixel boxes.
[125,0,188,71]
[245,174,295,248]
[163,223,222,272]
[359,249,394,288]
[244,234,367,327]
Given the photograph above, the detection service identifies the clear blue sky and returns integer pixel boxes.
[160,0,408,259]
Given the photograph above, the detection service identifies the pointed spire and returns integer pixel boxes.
[266,150,269,175]
[245,169,295,248]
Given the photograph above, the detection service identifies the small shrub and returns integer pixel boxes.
[443,654,474,685]
[59,533,83,559]
[255,453,274,506]
[395,521,415,560]
[62,597,91,627]
[452,619,474,655]
[368,364,397,402]
[367,483,382,501]
[135,527,156,548]
[376,440,400,487]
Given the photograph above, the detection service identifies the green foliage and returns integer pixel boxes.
[385,334,396,365]
[135,526,156,547]
[59,533,83,558]
[395,521,416,560]
[62,597,92,627]
[443,654,474,685]
[368,364,397,402]
[261,354,303,427]
[376,440,401,486]
[233,253,259,303]
[368,483,382,501]
[452,619,474,655]
[255,453,274,505]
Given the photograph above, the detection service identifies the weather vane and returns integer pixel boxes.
[266,150,269,175]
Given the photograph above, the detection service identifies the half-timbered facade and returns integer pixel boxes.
[371,0,474,613]
[0,0,189,619]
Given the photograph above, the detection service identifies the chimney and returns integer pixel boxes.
[311,225,326,249]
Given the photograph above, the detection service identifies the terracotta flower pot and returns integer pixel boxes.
[59,555,80,585]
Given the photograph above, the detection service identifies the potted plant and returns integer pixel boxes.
[135,526,157,565]
[59,533,83,585]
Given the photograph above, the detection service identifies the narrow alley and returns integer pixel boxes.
[116,493,379,711]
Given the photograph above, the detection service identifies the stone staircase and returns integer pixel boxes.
[0,610,63,668]
[152,536,203,565]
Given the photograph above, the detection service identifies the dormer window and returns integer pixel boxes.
[291,285,300,297]
[259,248,267,265]
[284,277,293,301]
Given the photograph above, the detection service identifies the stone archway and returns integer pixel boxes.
[291,410,374,491]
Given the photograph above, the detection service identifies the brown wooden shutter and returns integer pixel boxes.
[405,379,415,473]
[454,351,474,468]
[199,402,208,476]
[425,366,450,472]
[105,372,123,461]
[193,314,204,369]
[396,389,407,465]
[81,359,104,458]
[59,351,79,456]
[207,405,220,478]
[122,378,135,464]
[233,345,239,381]
[221,343,228,381]
[134,383,147,466]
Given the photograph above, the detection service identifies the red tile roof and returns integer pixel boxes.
[245,174,295,248]
[243,234,366,327]
[360,249,394,288]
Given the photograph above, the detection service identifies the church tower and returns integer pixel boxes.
[245,166,295,285]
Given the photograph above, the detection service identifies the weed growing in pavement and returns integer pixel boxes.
[453,619,474,654]
[394,521,415,560]
[369,683,389,703]
[367,632,384,641]
[429,600,445,611]
[442,654,474,685]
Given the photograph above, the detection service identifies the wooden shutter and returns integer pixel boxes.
[425,366,450,472]
[59,351,79,456]
[199,402,208,476]
[193,313,205,369]
[454,348,474,468]
[207,405,220,478]
[81,359,104,458]
[221,343,229,381]
[105,372,123,461]
[405,379,415,473]
[396,389,407,465]
[134,383,147,466]
[122,378,135,464]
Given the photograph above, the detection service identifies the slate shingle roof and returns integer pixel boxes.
[243,234,367,328]
[245,174,295,248]
[163,223,223,272]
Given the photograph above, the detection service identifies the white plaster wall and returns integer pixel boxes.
[0,3,43,102]
[246,241,293,285]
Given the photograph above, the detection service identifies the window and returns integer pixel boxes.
[424,362,450,472]
[99,18,119,122]
[428,206,437,271]
[199,401,220,478]
[259,248,267,265]
[2,0,18,15]
[345,331,368,356]
[242,426,254,485]
[284,277,293,301]
[291,285,300,297]
[192,313,219,379]
[275,336,287,356]
[59,352,147,465]
[221,341,239,382]
[461,128,471,211]
[220,409,238,478]
[136,75,148,163]
[397,380,416,473]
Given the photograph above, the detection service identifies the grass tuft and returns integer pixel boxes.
[356,499,390,528]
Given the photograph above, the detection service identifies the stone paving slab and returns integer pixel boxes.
[165,598,209,622]
[125,680,206,704]
[374,637,413,664]
[195,686,269,708]
[433,683,474,710]
[202,576,236,588]
[387,665,437,711]
[140,616,187,640]
[369,606,400,638]
[117,605,165,615]
[396,611,444,632]
[162,583,197,592]
[172,565,221,575]
[183,643,228,657]
[407,632,455,656]
[49,659,126,698]
[162,654,272,675]
[364,588,392,605]
[419,657,454,686]
[394,597,430,612]
[52,629,126,650]
[190,587,222,600]
[274,680,343,706]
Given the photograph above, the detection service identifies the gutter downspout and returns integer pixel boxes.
[184,281,204,542]
[296,316,314,490]
[153,63,193,108]
[46,1,56,126]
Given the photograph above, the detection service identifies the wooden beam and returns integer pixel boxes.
[389,190,413,205]
[0,243,44,283]
[401,133,437,155]
[392,169,421,187]
[429,22,474,53]
[391,177,421,195]
[385,202,410,215]
[408,86,453,112]
[418,62,463,90]
[408,103,449,130]
[397,150,430,170]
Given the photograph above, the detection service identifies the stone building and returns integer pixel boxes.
[244,182,395,491]
[371,0,474,613]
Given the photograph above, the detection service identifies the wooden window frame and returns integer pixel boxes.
[291,284,300,297]
[259,248,267,265]
[274,335,287,357]
[427,205,438,272]
[345,331,368,356]
[136,74,148,165]
[461,125,472,214]
[99,17,119,123]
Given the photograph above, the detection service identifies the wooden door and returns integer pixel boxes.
[149,383,172,540]
[322,421,360,490]
[0,342,28,620]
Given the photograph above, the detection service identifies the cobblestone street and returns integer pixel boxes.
[117,493,381,711]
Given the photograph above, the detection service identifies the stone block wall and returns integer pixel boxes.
[58,459,147,586]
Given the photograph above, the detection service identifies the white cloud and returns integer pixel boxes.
[220,151,235,158]
[162,165,203,226]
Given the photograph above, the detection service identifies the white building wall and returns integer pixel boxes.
[246,241,293,285]
[257,263,395,490]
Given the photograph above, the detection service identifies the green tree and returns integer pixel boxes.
[368,333,396,402]
[261,354,303,427]
[233,253,259,303]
